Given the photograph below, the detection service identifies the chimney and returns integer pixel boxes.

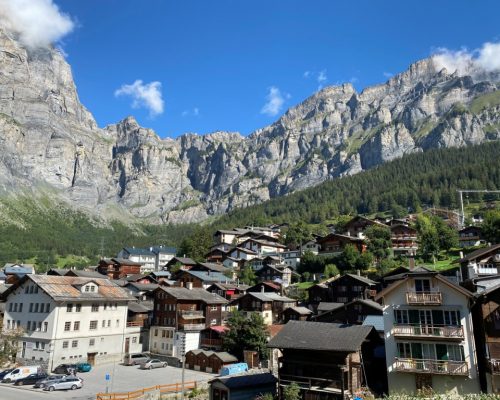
[186,282,193,290]
[408,257,416,270]
[459,251,464,259]
[261,285,264,293]
[357,269,360,276]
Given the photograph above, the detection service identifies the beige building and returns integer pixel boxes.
[376,270,480,395]
[2,275,139,370]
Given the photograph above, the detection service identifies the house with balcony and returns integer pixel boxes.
[312,298,382,325]
[206,282,248,301]
[97,258,142,279]
[342,216,387,238]
[150,245,177,271]
[457,244,500,281]
[199,325,229,351]
[165,257,198,272]
[117,247,156,273]
[232,292,296,325]
[458,226,484,248]
[326,274,378,304]
[149,286,227,359]
[391,224,418,257]
[375,270,480,395]
[1,274,138,370]
[268,321,386,399]
[255,265,293,287]
[175,270,234,289]
[470,281,500,393]
[316,233,366,256]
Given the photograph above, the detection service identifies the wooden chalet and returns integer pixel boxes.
[326,273,378,304]
[343,215,386,238]
[206,282,249,300]
[175,270,234,289]
[200,325,229,350]
[186,349,238,373]
[312,299,382,325]
[97,258,142,279]
[268,321,387,399]
[316,233,366,255]
[282,306,313,323]
[234,292,296,325]
[247,281,282,294]
[390,224,418,257]
[457,244,500,281]
[458,226,484,248]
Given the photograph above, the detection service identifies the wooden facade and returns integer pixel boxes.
[97,258,142,279]
[316,233,366,255]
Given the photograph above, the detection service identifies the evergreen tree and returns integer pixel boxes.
[239,266,257,286]
[223,311,268,360]
[482,210,500,244]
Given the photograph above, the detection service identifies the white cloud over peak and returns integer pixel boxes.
[433,41,500,75]
[260,86,290,117]
[0,0,74,49]
[115,80,164,117]
[317,70,327,83]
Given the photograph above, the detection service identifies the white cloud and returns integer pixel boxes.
[432,41,500,75]
[260,86,290,117]
[317,70,327,83]
[0,0,74,49]
[181,107,200,117]
[383,72,393,78]
[303,71,311,78]
[115,80,164,117]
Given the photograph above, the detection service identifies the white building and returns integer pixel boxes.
[117,247,156,273]
[150,246,177,271]
[2,275,139,371]
[376,271,480,395]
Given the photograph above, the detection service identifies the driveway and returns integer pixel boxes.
[0,363,215,400]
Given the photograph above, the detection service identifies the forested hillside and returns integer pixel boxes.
[0,141,498,265]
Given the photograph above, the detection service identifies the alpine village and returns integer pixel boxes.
[1,2,500,400]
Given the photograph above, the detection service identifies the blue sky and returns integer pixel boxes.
[53,0,500,138]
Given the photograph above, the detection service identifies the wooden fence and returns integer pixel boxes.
[96,380,198,400]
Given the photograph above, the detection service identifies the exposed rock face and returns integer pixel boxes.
[0,28,499,223]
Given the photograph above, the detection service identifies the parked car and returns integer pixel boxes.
[34,374,66,388]
[0,369,14,380]
[2,366,41,383]
[140,359,167,369]
[125,353,150,366]
[52,364,78,375]
[76,362,92,372]
[44,377,83,391]
[14,372,48,386]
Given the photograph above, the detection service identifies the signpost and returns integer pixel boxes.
[105,373,110,394]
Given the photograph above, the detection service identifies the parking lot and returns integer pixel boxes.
[0,363,215,400]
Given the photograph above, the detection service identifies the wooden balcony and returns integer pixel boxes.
[406,291,442,305]
[179,310,204,318]
[279,373,344,394]
[179,323,206,331]
[394,358,468,375]
[489,359,500,375]
[200,338,223,348]
[393,324,463,340]
[126,321,144,328]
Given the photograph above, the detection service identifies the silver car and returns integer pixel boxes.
[34,374,66,388]
[44,377,83,391]
[140,359,167,369]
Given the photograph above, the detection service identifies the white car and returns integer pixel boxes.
[44,377,83,391]
[140,359,168,369]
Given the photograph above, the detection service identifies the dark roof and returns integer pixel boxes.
[362,315,384,332]
[126,274,156,282]
[168,257,197,266]
[286,306,313,315]
[158,287,228,304]
[351,298,383,311]
[66,270,106,279]
[344,273,377,286]
[267,320,375,352]
[150,246,177,254]
[126,282,159,292]
[317,302,344,312]
[127,302,151,313]
[47,269,70,276]
[182,270,234,283]
[211,372,277,389]
[456,244,500,264]
[196,263,229,273]
[123,247,155,256]
[109,258,143,266]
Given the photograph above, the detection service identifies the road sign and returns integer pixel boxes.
[105,373,110,381]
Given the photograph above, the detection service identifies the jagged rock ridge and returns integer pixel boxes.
[0,29,499,223]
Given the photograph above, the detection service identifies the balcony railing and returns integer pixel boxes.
[489,359,500,375]
[406,292,442,305]
[126,321,144,328]
[394,358,468,375]
[179,310,204,318]
[200,338,223,347]
[279,373,343,393]
[180,323,206,331]
[393,324,463,339]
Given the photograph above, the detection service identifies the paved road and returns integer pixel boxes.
[0,363,215,400]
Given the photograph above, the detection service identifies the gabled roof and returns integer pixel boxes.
[207,282,249,291]
[3,275,135,302]
[210,372,276,389]
[344,273,377,286]
[456,244,500,264]
[267,321,376,352]
[126,274,157,282]
[47,269,70,276]
[167,257,197,266]
[151,271,172,278]
[246,292,295,303]
[122,247,155,256]
[126,282,159,292]
[375,273,474,301]
[127,301,152,313]
[181,270,234,284]
[247,281,281,292]
[317,302,344,312]
[286,306,313,315]
[3,264,35,275]
[362,315,384,332]
[210,352,238,363]
[105,258,143,267]
[150,246,177,255]
[231,247,258,255]
[66,270,106,279]
[157,286,228,304]
[195,263,229,273]
[316,233,365,243]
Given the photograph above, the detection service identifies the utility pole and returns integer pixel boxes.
[457,189,500,228]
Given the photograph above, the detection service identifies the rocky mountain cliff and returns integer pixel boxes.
[0,28,499,224]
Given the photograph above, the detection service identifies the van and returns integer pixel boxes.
[2,366,41,382]
[125,353,150,366]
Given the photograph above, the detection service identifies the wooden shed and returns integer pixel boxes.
[209,372,277,400]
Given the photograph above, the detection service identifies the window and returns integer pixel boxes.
[352,286,363,292]
[73,321,80,331]
[91,304,99,312]
[7,320,10,329]
[8,303,12,312]
[90,285,96,292]
[29,303,33,313]
[64,321,71,331]
[35,341,40,349]
[336,297,348,303]
[337,286,347,292]
[43,322,48,332]
[34,286,38,293]
[72,340,78,348]
[397,342,411,358]
[414,279,431,293]
[75,304,81,312]
[162,330,166,338]
[107,320,111,327]
[24,286,29,294]
[211,305,218,311]
[394,309,409,324]
[34,303,39,313]
[67,304,73,312]
[18,303,23,312]
[132,337,137,343]
[46,303,51,313]
[155,329,158,336]
[29,285,34,294]
[62,341,69,349]
[102,320,106,328]
[444,310,460,326]
[89,320,98,330]
[85,286,90,292]
[116,319,120,327]
[89,339,95,346]
[37,322,41,331]
[27,321,31,331]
